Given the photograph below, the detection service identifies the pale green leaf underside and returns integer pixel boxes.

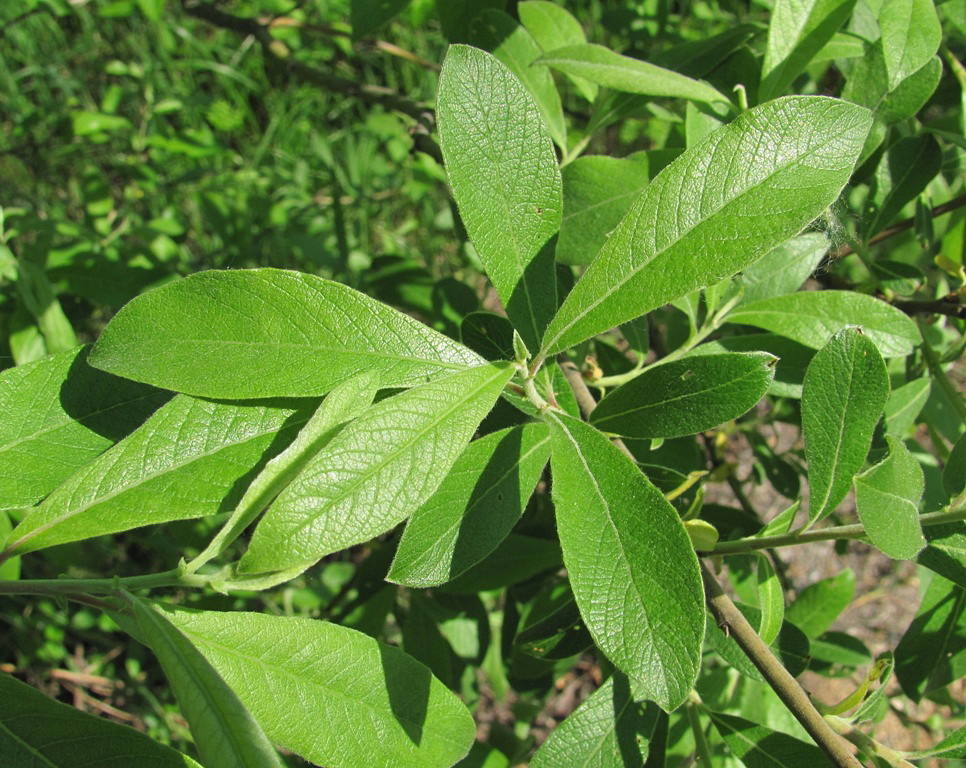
[133,600,284,768]
[437,44,561,351]
[548,412,705,711]
[854,435,926,559]
[3,396,311,558]
[537,43,729,104]
[727,289,919,357]
[240,363,514,575]
[388,422,550,587]
[540,96,873,357]
[0,672,201,768]
[529,674,656,768]
[802,328,889,522]
[161,607,476,768]
[0,345,169,510]
[737,232,829,305]
[590,352,775,439]
[88,268,483,399]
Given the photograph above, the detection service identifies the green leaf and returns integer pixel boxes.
[705,602,810,680]
[131,599,284,768]
[350,0,410,39]
[388,423,550,587]
[547,412,705,711]
[591,353,775,439]
[191,373,380,571]
[878,0,942,90]
[467,12,567,150]
[884,378,931,437]
[3,396,311,558]
[707,711,829,767]
[156,606,476,768]
[944,432,966,499]
[910,725,966,760]
[854,436,926,559]
[438,532,562,594]
[518,0,597,101]
[802,328,889,522]
[727,290,919,357]
[88,269,482,399]
[895,573,966,701]
[756,553,785,646]
[540,97,873,357]
[785,569,855,638]
[556,154,651,266]
[536,43,729,105]
[737,232,829,305]
[0,345,169,510]
[460,312,515,361]
[760,0,857,101]
[0,672,201,768]
[864,134,942,237]
[437,44,561,350]
[918,523,966,589]
[529,674,658,768]
[240,363,514,575]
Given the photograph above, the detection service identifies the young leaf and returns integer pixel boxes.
[757,553,785,646]
[548,412,705,711]
[437,44,561,350]
[910,725,966,760]
[854,436,926,560]
[895,573,966,701]
[157,606,477,768]
[864,134,942,237]
[878,0,942,90]
[190,372,380,570]
[557,154,651,266]
[785,569,855,638]
[707,711,829,767]
[0,345,169,510]
[0,672,202,768]
[3,396,311,558]
[802,328,889,522]
[239,362,514,575]
[737,232,829,305]
[468,11,567,150]
[760,0,857,101]
[539,97,873,357]
[529,674,658,768]
[536,43,729,105]
[590,353,776,439]
[726,290,919,358]
[88,269,483,399]
[131,599,285,768]
[388,423,551,587]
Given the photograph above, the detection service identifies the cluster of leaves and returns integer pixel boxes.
[1,0,965,767]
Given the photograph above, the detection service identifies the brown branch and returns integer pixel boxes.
[558,357,863,766]
[831,193,966,261]
[180,0,442,161]
[890,296,965,319]
[701,565,864,767]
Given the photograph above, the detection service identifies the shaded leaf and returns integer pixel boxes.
[548,412,704,710]
[89,269,482,399]
[350,0,410,39]
[240,363,514,575]
[802,328,890,522]
[437,44,561,350]
[591,353,775,439]
[708,711,829,767]
[785,569,855,639]
[864,134,942,237]
[737,232,829,305]
[540,97,872,357]
[918,523,966,590]
[884,378,931,437]
[389,423,550,587]
[0,672,201,768]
